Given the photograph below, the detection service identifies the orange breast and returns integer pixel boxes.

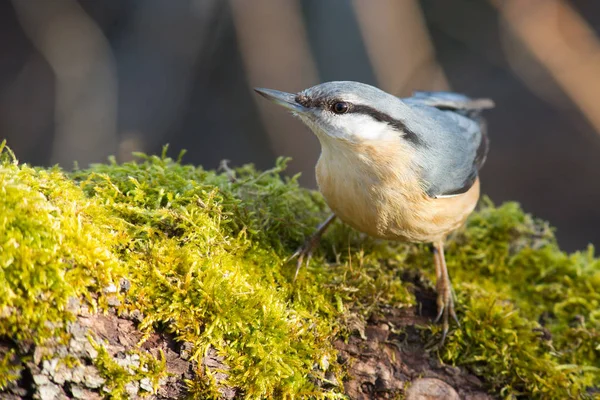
[315,139,480,243]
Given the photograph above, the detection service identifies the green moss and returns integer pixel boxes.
[92,339,168,398]
[0,347,20,389]
[0,142,598,399]
[437,200,600,398]
[0,142,126,345]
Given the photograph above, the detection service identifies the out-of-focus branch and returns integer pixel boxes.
[494,0,600,135]
[12,0,118,168]
[352,0,448,95]
[229,0,321,187]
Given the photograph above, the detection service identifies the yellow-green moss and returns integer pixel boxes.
[0,142,599,399]
[91,340,168,399]
[440,201,600,397]
[0,347,20,389]
[0,141,126,346]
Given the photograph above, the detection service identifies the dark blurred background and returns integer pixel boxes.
[1,0,600,252]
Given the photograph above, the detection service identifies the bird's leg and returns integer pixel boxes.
[287,214,337,281]
[432,241,460,345]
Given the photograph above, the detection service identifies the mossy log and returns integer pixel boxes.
[0,143,599,399]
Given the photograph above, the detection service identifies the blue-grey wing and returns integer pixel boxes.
[406,91,494,116]
[401,91,494,198]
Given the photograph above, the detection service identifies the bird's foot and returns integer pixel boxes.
[286,214,336,282]
[286,234,322,282]
[434,279,460,346]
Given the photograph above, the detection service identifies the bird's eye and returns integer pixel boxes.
[332,102,349,114]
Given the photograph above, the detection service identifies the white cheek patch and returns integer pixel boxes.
[331,114,398,141]
[293,108,400,143]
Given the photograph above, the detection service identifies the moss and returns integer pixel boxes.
[92,339,168,398]
[0,141,126,346]
[0,347,20,389]
[0,141,599,399]
[438,200,600,398]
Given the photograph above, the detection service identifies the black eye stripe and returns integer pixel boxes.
[293,95,424,146]
[348,105,425,146]
[295,94,321,108]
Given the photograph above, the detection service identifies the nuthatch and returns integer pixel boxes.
[255,81,494,343]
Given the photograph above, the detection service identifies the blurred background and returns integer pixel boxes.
[1,0,600,252]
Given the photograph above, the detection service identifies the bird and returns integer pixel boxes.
[254,81,494,344]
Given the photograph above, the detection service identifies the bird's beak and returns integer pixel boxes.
[254,88,306,113]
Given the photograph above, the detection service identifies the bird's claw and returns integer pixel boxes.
[434,281,460,346]
[286,214,336,281]
[287,235,320,282]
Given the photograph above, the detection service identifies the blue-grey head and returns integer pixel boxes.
[254,81,421,145]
